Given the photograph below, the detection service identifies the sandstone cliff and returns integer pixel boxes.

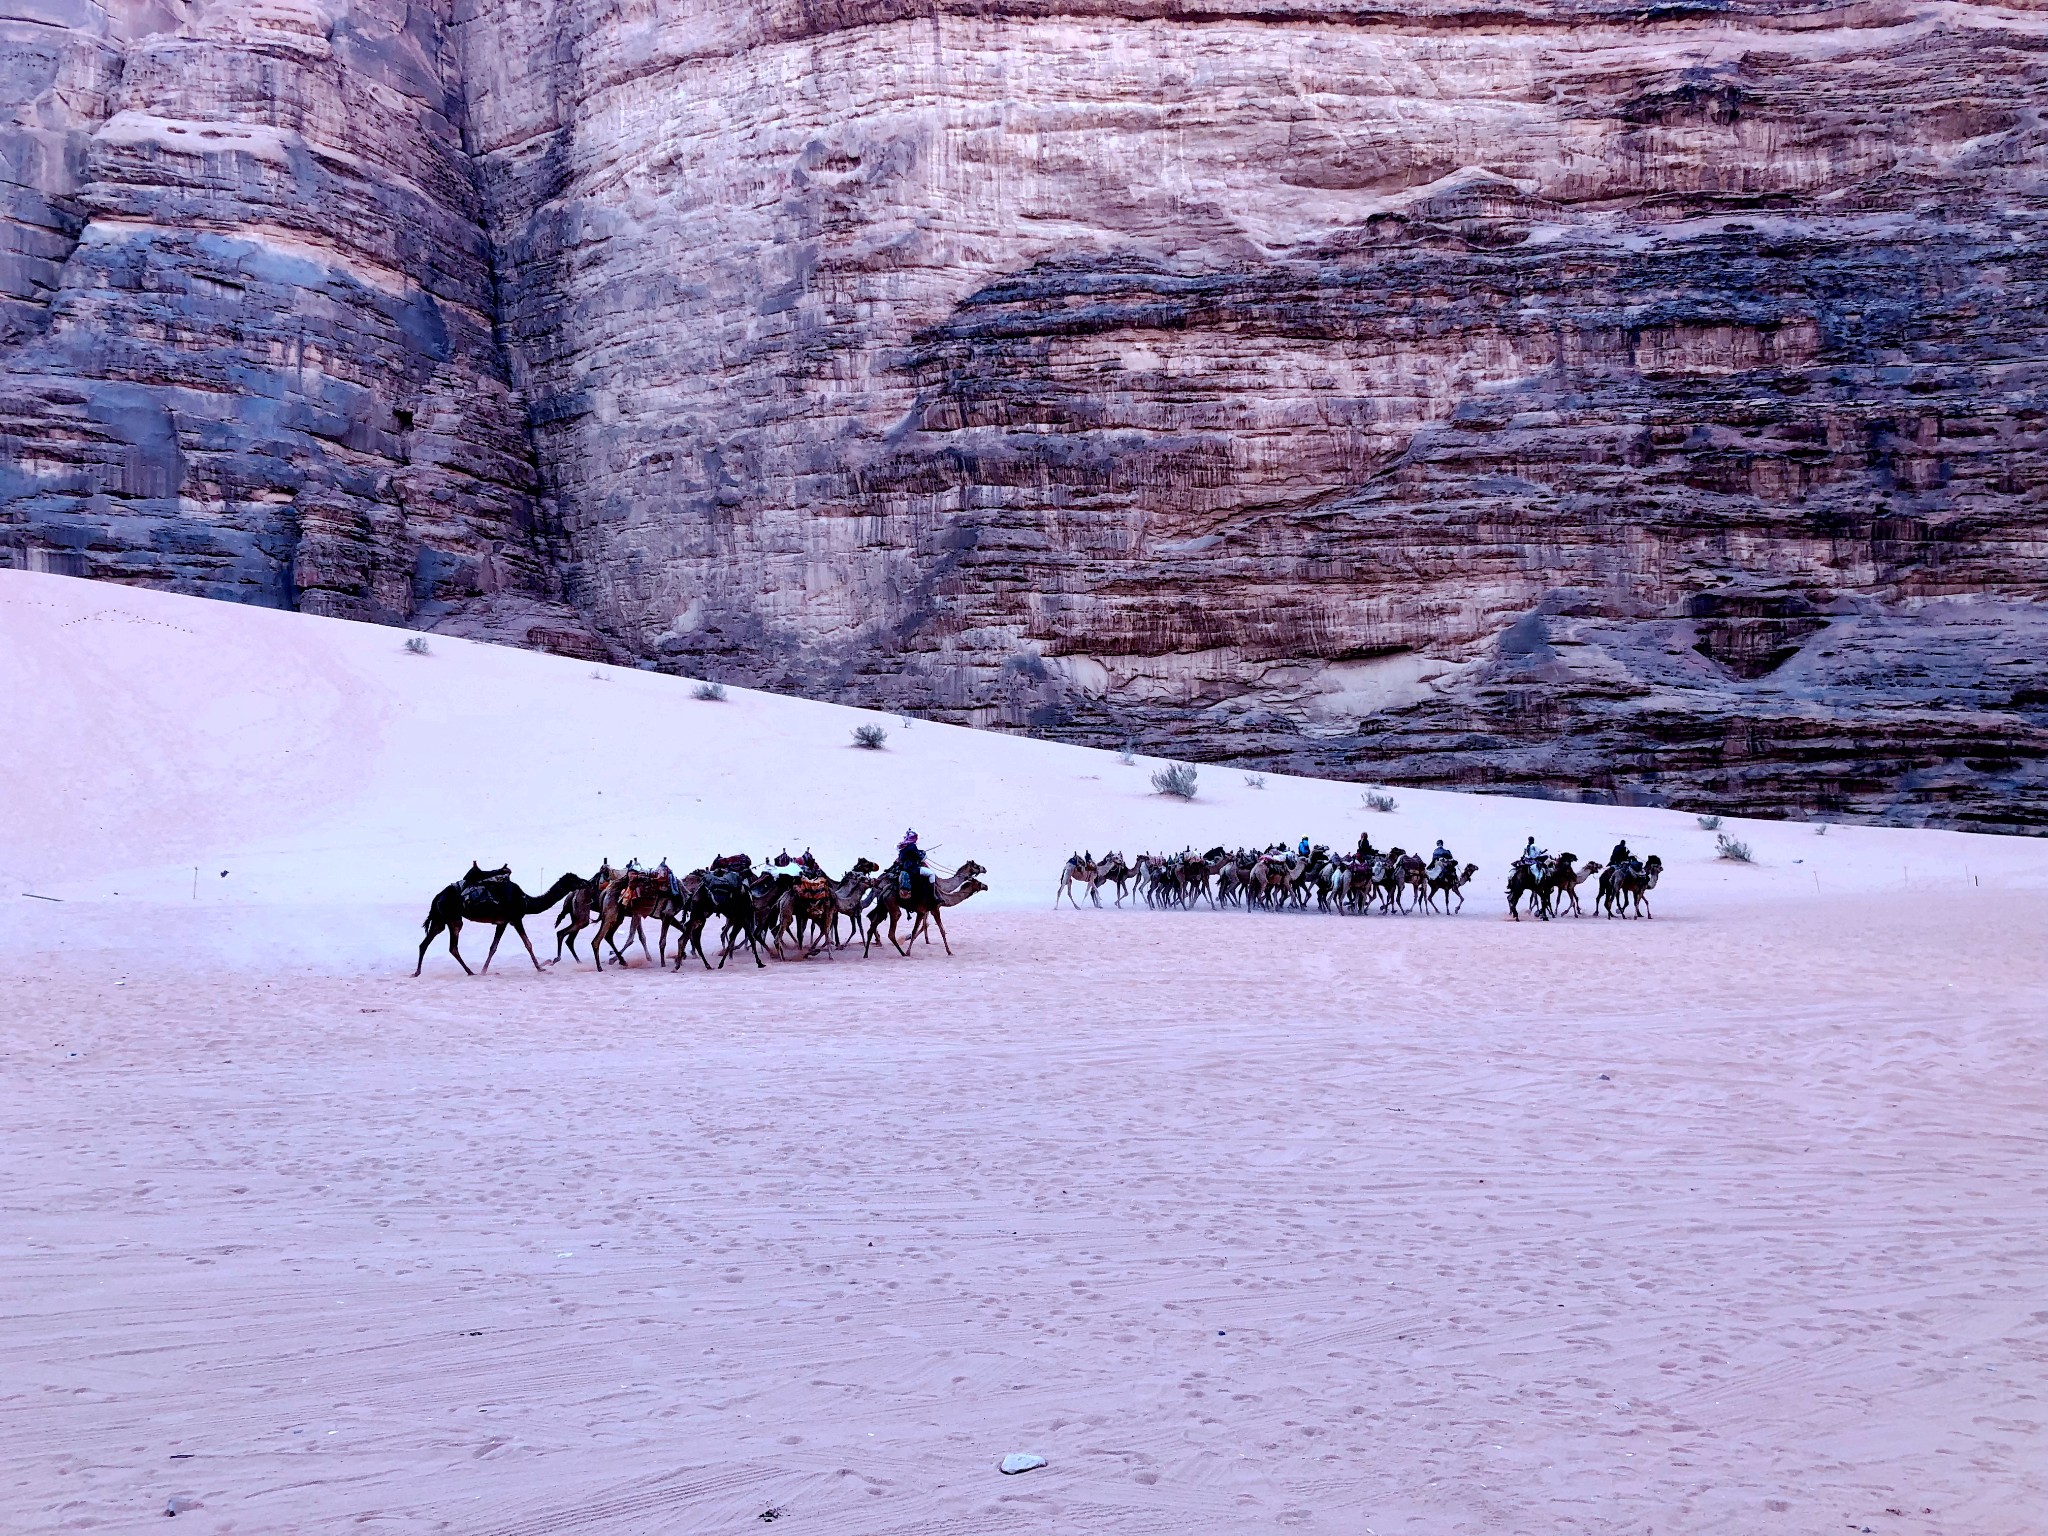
[0,0,602,652]
[6,0,2046,826]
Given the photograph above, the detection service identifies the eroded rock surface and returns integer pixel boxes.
[0,0,602,652]
[6,0,2046,823]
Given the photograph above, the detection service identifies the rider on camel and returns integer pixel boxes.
[1429,839,1453,871]
[1608,837,1632,870]
[1519,836,1547,871]
[896,829,933,903]
[1355,830,1377,863]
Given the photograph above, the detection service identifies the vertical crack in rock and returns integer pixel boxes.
[9,0,2048,825]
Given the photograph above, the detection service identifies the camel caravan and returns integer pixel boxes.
[415,831,985,976]
[1057,834,1663,921]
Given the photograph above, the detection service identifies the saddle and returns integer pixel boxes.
[794,875,832,903]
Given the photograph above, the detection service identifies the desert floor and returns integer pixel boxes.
[6,895,2044,1535]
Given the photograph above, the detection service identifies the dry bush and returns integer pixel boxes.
[852,723,889,750]
[1152,762,1198,800]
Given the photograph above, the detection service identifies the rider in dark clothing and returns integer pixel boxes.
[1608,839,1632,869]
[896,830,931,903]
[1355,831,1377,863]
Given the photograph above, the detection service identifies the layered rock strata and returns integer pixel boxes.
[7,0,2047,825]
[0,0,601,651]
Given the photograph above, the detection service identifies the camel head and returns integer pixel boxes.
[955,859,986,879]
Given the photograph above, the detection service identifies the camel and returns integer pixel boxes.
[1095,852,1133,906]
[1599,854,1664,918]
[592,865,680,970]
[864,861,987,956]
[1422,859,1480,914]
[1506,856,1553,921]
[673,867,769,970]
[1246,852,1301,909]
[784,859,876,957]
[416,870,584,975]
[1055,852,1100,909]
[1372,849,1411,913]
[1395,851,1429,911]
[1549,856,1601,918]
[553,861,626,965]
[822,858,882,947]
[1506,853,1584,921]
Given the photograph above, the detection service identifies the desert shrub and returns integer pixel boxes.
[1715,833,1753,863]
[1696,814,1722,831]
[1152,762,1198,800]
[1816,822,1830,836]
[1244,774,1267,790]
[693,681,727,701]
[1363,790,1398,813]
[852,723,889,750]
[403,635,430,655]
[1118,740,1137,766]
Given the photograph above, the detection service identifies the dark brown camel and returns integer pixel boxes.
[1422,859,1480,913]
[1506,857,1552,921]
[416,870,584,975]
[1549,856,1601,918]
[864,861,987,956]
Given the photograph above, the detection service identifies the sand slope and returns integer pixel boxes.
[3,570,2044,964]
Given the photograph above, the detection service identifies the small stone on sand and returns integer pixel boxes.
[999,1453,1047,1475]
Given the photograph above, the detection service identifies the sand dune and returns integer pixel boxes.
[3,571,2045,1533]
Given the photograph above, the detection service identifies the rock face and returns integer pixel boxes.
[0,0,602,652]
[6,0,2046,826]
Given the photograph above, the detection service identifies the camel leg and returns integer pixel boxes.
[890,907,911,957]
[416,915,469,977]
[512,917,548,972]
[929,905,953,956]
[481,923,509,973]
